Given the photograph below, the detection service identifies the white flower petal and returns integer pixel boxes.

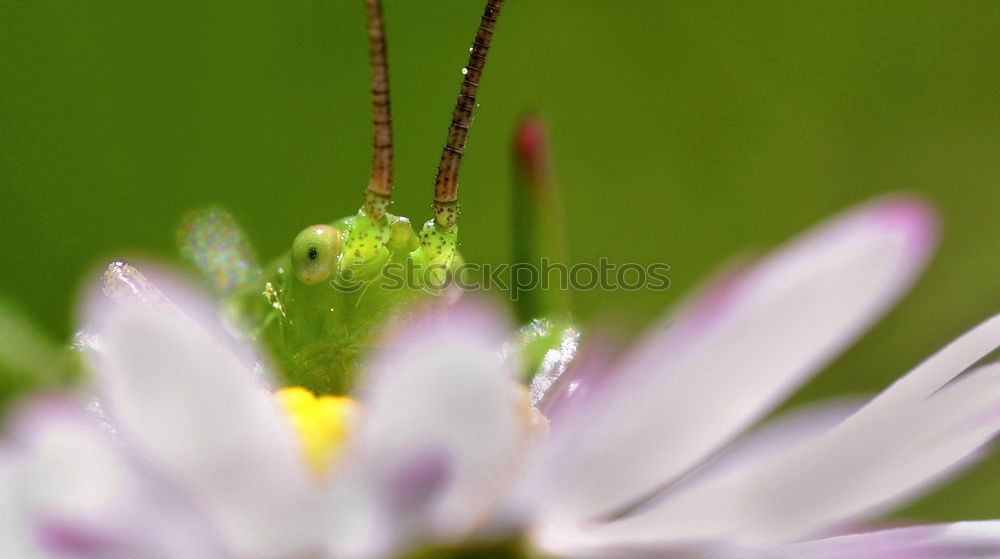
[584,316,1000,547]
[543,535,780,559]
[533,399,860,558]
[669,397,866,493]
[81,265,318,557]
[5,398,230,558]
[323,450,450,559]
[322,469,395,559]
[0,454,45,559]
[535,196,937,525]
[784,521,1000,558]
[858,312,1000,417]
[339,300,522,546]
[550,522,1000,559]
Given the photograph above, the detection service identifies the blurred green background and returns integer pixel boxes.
[2,0,999,523]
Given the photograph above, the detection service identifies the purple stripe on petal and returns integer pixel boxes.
[385,447,452,514]
[36,519,120,555]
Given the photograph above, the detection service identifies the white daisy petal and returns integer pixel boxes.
[81,266,318,557]
[784,521,1000,558]
[533,400,860,558]
[858,312,1000,415]
[536,196,937,525]
[5,398,230,559]
[552,522,1000,559]
[323,450,450,559]
[543,535,781,559]
[343,300,522,545]
[586,319,1000,547]
[534,397,862,557]
[0,454,44,559]
[668,397,866,493]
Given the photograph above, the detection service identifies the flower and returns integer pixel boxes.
[3,195,1000,559]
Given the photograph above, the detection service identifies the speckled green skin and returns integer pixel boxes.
[228,209,460,395]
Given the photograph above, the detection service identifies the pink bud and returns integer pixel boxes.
[514,113,549,189]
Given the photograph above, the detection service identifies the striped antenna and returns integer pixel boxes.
[363,0,394,220]
[432,0,505,228]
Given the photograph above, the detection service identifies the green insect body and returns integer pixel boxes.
[223,212,459,394]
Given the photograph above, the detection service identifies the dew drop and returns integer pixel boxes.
[461,67,469,75]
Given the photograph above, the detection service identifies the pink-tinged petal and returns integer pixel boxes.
[534,196,938,525]
[5,397,231,558]
[323,450,451,559]
[539,258,755,431]
[87,261,266,383]
[858,312,1000,417]
[669,397,866,493]
[532,399,861,558]
[79,263,319,557]
[536,330,620,424]
[584,317,1000,547]
[784,521,1000,559]
[540,534,782,559]
[337,299,522,547]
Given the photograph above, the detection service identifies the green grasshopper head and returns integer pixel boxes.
[178,0,505,395]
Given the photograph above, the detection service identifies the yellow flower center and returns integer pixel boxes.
[274,386,358,476]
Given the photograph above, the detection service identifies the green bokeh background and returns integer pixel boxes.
[2,0,999,524]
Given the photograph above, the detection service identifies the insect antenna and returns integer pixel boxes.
[432,0,505,228]
[363,0,394,220]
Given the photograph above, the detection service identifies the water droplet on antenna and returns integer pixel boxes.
[461,67,469,75]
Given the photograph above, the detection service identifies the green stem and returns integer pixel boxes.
[511,113,571,322]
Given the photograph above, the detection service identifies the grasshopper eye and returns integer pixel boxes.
[292,225,342,285]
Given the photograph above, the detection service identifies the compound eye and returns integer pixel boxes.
[291,225,341,285]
